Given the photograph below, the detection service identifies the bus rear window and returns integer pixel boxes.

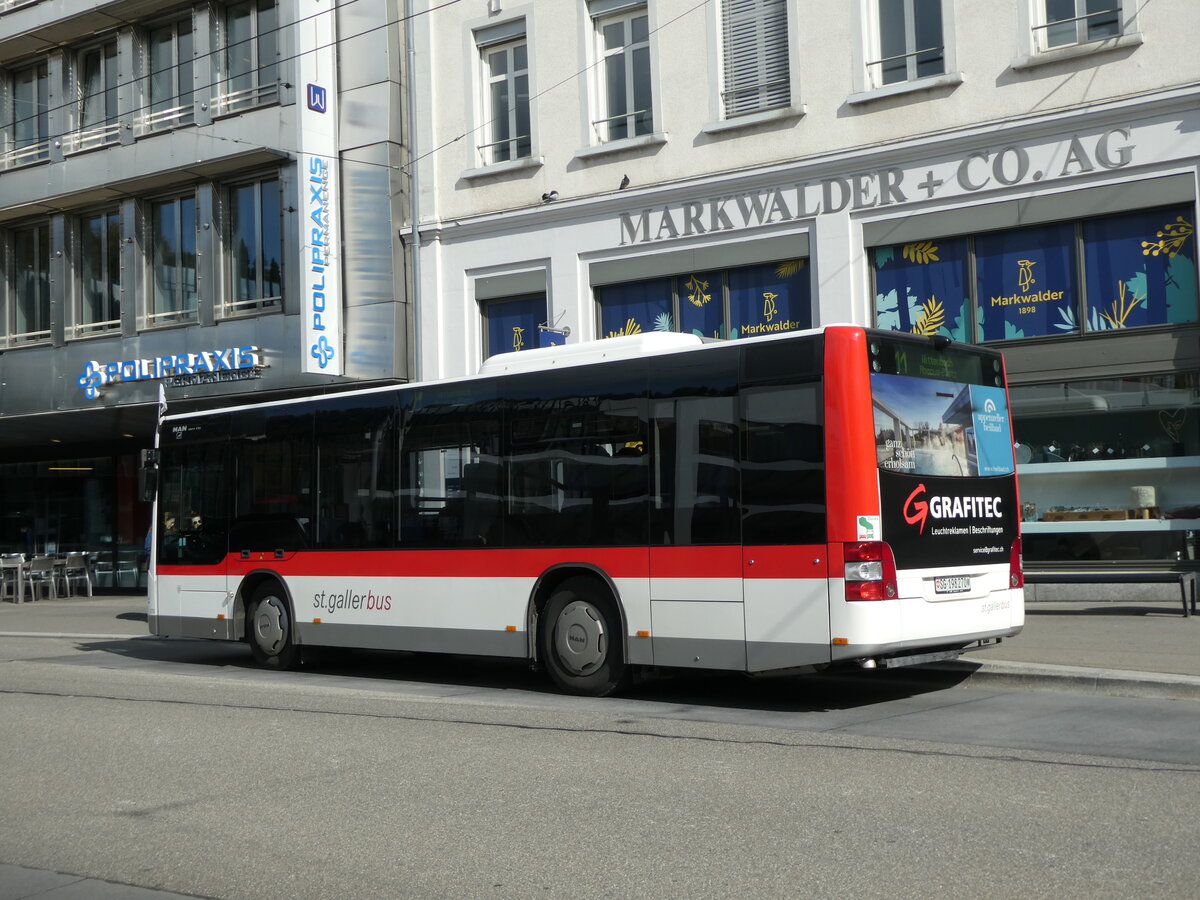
[869,338,1013,478]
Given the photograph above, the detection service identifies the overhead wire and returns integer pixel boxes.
[3,0,712,179]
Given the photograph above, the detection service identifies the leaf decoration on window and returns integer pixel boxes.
[1055,305,1077,332]
[902,241,940,265]
[683,274,712,307]
[1141,216,1195,258]
[653,312,674,332]
[607,317,643,338]
[775,259,806,279]
[910,295,945,336]
[1099,279,1147,329]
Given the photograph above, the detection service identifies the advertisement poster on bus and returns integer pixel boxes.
[871,372,1018,568]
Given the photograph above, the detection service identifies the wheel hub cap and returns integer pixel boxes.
[554,600,607,676]
[253,597,287,655]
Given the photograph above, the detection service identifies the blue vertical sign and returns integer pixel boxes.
[298,3,343,375]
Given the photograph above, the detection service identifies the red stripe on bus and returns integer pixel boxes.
[649,546,742,579]
[158,544,829,582]
[160,547,652,580]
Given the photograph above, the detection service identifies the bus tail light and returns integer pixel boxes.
[844,541,898,601]
[1009,537,1024,589]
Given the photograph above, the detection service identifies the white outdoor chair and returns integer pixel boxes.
[0,557,25,603]
[62,552,93,597]
[23,556,58,601]
[116,548,140,588]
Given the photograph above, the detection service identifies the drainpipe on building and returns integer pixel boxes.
[404,0,422,382]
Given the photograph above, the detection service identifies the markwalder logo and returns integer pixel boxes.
[991,257,1063,307]
[990,288,1064,307]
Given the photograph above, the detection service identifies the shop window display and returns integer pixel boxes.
[1012,374,1200,564]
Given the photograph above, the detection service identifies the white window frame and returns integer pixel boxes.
[1038,0,1122,51]
[704,0,803,134]
[587,1,657,148]
[479,35,531,167]
[870,0,945,87]
[1012,1,1141,69]
[719,0,790,119]
[848,0,961,104]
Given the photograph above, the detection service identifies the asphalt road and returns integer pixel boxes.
[1,633,1198,899]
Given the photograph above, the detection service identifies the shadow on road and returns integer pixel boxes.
[71,634,977,713]
[1026,604,1188,618]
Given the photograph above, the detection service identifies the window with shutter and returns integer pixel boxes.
[721,0,790,119]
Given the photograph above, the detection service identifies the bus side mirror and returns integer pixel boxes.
[139,449,160,502]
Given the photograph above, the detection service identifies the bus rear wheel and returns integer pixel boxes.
[247,584,299,670]
[539,577,626,697]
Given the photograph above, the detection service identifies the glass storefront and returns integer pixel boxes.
[0,452,150,589]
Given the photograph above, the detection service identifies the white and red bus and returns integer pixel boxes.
[146,325,1024,695]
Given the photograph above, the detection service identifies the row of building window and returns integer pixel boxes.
[2,0,278,167]
[2,173,282,345]
[481,202,1195,361]
[481,259,811,359]
[872,205,1198,342]
[477,0,1131,167]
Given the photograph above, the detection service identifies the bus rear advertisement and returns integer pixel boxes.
[147,325,1023,695]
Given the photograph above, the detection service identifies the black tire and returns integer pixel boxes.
[539,577,627,696]
[246,583,300,670]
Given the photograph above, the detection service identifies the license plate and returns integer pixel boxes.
[934,575,970,594]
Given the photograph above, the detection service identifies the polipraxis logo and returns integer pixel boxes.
[311,335,336,368]
[76,347,263,399]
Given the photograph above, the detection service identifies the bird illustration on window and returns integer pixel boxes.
[762,292,779,322]
[1017,259,1037,293]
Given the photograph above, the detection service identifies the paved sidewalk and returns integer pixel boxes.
[0,863,204,899]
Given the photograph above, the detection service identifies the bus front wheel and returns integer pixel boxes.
[247,584,299,670]
[539,577,626,697]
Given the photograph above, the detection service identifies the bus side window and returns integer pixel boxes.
[741,383,826,545]
[652,396,739,546]
[399,386,502,548]
[314,398,399,549]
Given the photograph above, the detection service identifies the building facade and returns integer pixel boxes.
[411,0,1200,568]
[0,0,412,570]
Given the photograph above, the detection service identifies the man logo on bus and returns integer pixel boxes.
[903,483,930,534]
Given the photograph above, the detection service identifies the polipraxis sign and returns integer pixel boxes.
[298,0,343,375]
[76,347,265,399]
